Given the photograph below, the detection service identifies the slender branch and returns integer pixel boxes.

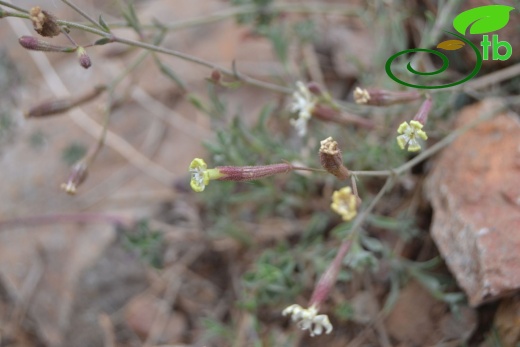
[2,3,292,94]
[0,10,28,19]
[350,177,395,233]
[350,170,391,177]
[87,34,163,167]
[112,36,291,94]
[61,0,104,31]
[0,1,28,13]
[81,3,360,31]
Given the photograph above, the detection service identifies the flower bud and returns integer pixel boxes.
[77,47,92,69]
[354,87,421,106]
[30,6,61,38]
[189,158,294,192]
[61,160,88,195]
[210,69,221,83]
[18,36,75,53]
[319,137,349,180]
[25,85,107,118]
[413,97,432,125]
[306,82,323,96]
[216,163,293,182]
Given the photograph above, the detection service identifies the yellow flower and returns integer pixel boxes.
[396,120,428,152]
[189,158,223,192]
[189,158,210,192]
[282,304,333,337]
[331,186,357,221]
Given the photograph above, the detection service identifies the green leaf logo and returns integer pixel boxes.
[453,5,515,35]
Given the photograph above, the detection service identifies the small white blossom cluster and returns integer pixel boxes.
[282,304,333,337]
[353,87,370,104]
[289,81,316,137]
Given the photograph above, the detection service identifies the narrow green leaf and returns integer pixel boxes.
[98,15,111,32]
[187,93,209,113]
[94,38,111,46]
[156,60,187,91]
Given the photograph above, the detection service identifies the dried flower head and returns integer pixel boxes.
[61,161,88,195]
[319,137,349,180]
[354,87,421,106]
[18,36,75,53]
[290,81,316,136]
[30,6,61,37]
[77,47,92,69]
[396,120,428,152]
[282,304,333,337]
[331,186,358,221]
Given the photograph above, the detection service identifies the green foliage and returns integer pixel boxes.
[121,219,164,268]
[241,243,302,310]
[334,301,355,321]
[28,131,46,150]
[61,142,87,165]
[231,0,276,27]
[0,111,13,142]
[241,242,335,311]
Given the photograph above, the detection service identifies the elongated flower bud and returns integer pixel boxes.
[18,36,75,53]
[26,85,107,118]
[413,96,432,125]
[189,158,293,192]
[216,163,292,181]
[30,6,61,37]
[354,87,421,106]
[319,137,349,180]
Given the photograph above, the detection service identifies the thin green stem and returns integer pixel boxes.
[112,36,291,94]
[85,3,360,31]
[57,18,111,36]
[0,1,28,13]
[350,177,394,235]
[61,0,104,31]
[87,40,159,167]
[0,10,29,19]
[350,170,391,177]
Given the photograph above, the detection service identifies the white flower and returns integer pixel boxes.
[353,87,370,104]
[396,120,428,152]
[282,304,333,337]
[289,81,316,136]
